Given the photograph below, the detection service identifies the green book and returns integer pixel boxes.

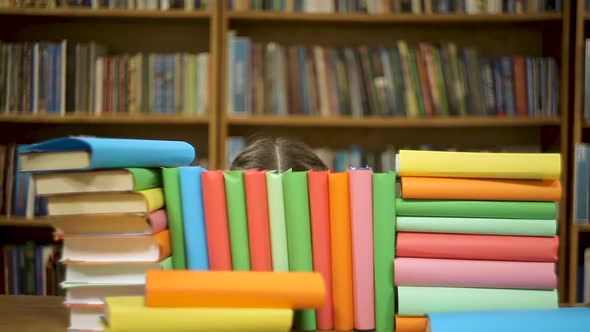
[162,168,186,269]
[127,168,162,191]
[395,199,556,220]
[396,216,556,237]
[373,172,396,332]
[224,171,250,271]
[398,286,558,316]
[408,48,426,117]
[282,170,316,331]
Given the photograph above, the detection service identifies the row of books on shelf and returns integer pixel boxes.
[228,0,562,14]
[0,41,209,114]
[0,242,64,296]
[0,0,210,10]
[226,136,543,172]
[226,34,559,118]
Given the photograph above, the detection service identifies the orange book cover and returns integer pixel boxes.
[401,177,561,201]
[145,270,325,308]
[328,172,354,330]
[308,170,334,330]
[201,170,232,270]
[244,170,272,271]
[154,230,171,260]
[395,315,428,332]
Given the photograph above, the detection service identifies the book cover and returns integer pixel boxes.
[224,170,251,271]
[244,169,272,271]
[162,168,187,269]
[266,171,289,272]
[179,166,209,270]
[201,170,232,270]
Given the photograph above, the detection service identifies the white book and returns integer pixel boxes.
[65,284,146,306]
[68,306,104,331]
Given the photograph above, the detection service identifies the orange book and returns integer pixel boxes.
[244,170,272,271]
[201,170,232,270]
[395,316,428,332]
[401,177,561,201]
[328,172,354,331]
[145,270,325,308]
[308,170,334,330]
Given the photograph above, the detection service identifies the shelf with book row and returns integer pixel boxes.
[227,0,562,15]
[0,0,211,11]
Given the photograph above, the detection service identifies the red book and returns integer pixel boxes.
[201,170,232,270]
[513,56,528,116]
[244,170,272,271]
[308,170,334,330]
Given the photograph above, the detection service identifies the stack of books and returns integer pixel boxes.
[18,136,196,331]
[393,150,561,331]
[99,270,325,331]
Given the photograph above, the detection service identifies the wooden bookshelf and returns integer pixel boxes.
[570,0,590,306]
[0,217,51,228]
[0,3,220,168]
[218,3,573,304]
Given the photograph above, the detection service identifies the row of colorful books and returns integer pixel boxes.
[394,149,560,330]
[19,136,563,330]
[0,0,210,10]
[0,41,209,114]
[0,242,64,296]
[226,34,559,118]
[228,0,562,14]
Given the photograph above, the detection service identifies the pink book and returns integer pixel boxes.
[348,168,374,330]
[308,170,333,330]
[394,258,557,290]
[148,209,168,234]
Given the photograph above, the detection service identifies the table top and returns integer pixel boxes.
[0,295,67,332]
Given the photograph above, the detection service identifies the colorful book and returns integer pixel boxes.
[282,170,316,331]
[266,171,289,272]
[396,150,561,179]
[395,316,427,332]
[34,168,162,195]
[328,172,354,331]
[162,168,186,269]
[50,209,168,235]
[201,170,232,270]
[19,136,195,172]
[101,296,294,332]
[348,168,374,330]
[396,233,559,262]
[179,166,209,270]
[400,177,561,202]
[395,199,556,220]
[427,308,590,332]
[397,286,558,315]
[224,170,251,271]
[244,170,272,271]
[145,270,325,308]
[394,258,556,289]
[396,216,557,236]
[307,170,333,330]
[373,172,396,332]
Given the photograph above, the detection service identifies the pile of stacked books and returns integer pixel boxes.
[393,150,561,332]
[99,270,325,332]
[18,136,195,331]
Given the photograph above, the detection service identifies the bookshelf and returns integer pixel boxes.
[219,2,572,303]
[0,4,219,169]
[569,0,590,307]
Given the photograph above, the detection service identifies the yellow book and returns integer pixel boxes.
[397,150,561,179]
[139,188,165,212]
[101,296,293,332]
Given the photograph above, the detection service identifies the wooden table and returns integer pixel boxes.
[0,295,67,331]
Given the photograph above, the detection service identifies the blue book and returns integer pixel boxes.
[427,308,590,332]
[13,145,30,217]
[233,37,250,114]
[34,246,43,295]
[19,136,195,172]
[179,166,209,270]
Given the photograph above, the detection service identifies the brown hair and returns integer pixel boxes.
[229,136,328,172]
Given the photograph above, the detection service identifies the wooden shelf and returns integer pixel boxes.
[0,217,51,228]
[226,116,562,128]
[0,114,209,125]
[0,8,211,20]
[227,11,563,24]
[577,224,590,232]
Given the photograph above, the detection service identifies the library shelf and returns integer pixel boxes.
[0,114,209,125]
[0,217,51,228]
[577,224,590,233]
[225,115,562,128]
[226,11,563,24]
[0,7,211,20]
